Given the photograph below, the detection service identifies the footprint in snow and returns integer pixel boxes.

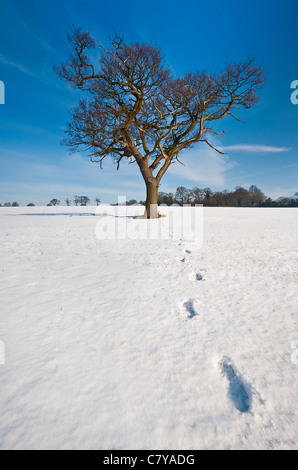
[181,250,191,263]
[182,298,199,318]
[188,271,204,281]
[219,356,251,413]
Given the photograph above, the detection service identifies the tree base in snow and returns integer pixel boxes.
[133,212,164,220]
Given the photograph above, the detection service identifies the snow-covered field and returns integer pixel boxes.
[0,205,297,450]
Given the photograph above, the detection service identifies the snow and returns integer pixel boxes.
[0,205,297,450]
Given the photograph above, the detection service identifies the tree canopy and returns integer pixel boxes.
[55,28,265,217]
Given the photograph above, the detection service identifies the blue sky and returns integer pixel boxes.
[0,0,297,205]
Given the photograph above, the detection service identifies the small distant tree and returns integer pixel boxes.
[214,191,226,206]
[158,192,167,205]
[50,198,60,206]
[158,191,174,206]
[249,185,265,206]
[12,202,19,207]
[163,192,174,206]
[262,197,273,207]
[127,199,138,205]
[55,28,264,218]
[175,186,191,205]
[73,195,80,206]
[27,203,35,206]
[203,188,213,200]
[4,202,11,207]
[65,198,71,206]
[191,187,204,204]
[234,186,249,207]
[95,197,101,205]
[276,197,291,207]
[79,196,90,205]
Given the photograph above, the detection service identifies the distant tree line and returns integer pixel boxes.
[1,189,298,208]
[143,186,298,207]
[47,196,101,206]
[0,202,36,206]
[0,202,20,207]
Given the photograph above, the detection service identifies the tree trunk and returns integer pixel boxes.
[144,178,159,219]
[136,157,160,219]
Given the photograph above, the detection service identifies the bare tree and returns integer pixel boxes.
[74,195,90,205]
[95,197,101,205]
[55,28,264,218]
[50,198,60,206]
[175,186,191,205]
[78,195,90,205]
[158,191,174,206]
[191,187,204,204]
[248,185,265,206]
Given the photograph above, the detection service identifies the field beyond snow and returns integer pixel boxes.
[0,206,297,450]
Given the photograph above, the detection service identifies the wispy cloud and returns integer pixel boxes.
[1,0,59,57]
[0,55,35,76]
[0,147,145,204]
[219,144,291,153]
[280,162,298,169]
[168,143,237,187]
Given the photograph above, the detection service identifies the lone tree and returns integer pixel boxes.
[79,195,90,205]
[74,195,90,205]
[50,198,60,206]
[55,28,264,218]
